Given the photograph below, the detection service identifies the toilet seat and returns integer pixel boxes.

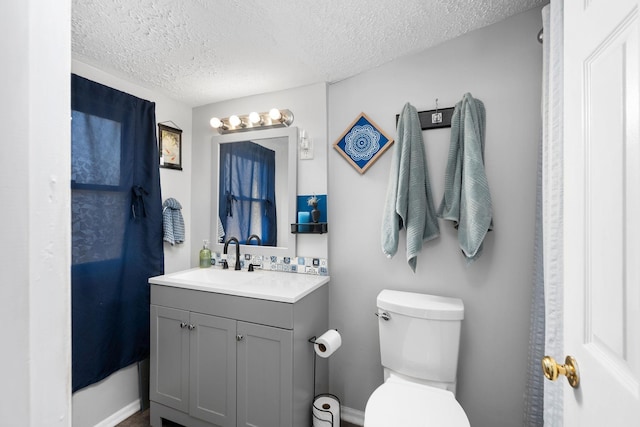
[364,380,470,427]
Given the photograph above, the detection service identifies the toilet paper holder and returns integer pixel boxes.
[307,330,340,400]
[308,333,335,344]
[312,393,341,427]
[309,329,341,357]
[308,329,339,349]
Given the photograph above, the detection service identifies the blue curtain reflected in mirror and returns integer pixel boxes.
[218,141,277,246]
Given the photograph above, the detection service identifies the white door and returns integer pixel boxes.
[563,0,640,424]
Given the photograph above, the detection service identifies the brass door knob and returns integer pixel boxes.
[541,355,580,388]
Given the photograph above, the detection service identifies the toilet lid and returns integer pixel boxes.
[364,382,470,427]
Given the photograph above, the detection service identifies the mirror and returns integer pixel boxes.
[211,126,298,258]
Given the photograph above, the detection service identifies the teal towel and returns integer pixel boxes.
[382,103,440,272]
[438,93,492,261]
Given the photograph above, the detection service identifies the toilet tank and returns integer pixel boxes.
[377,290,464,388]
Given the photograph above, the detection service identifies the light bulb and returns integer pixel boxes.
[229,115,241,127]
[249,112,261,124]
[210,117,222,128]
[269,108,282,121]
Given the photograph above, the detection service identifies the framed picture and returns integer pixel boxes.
[333,112,394,174]
[158,123,182,170]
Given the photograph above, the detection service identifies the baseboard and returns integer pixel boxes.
[94,399,141,427]
[341,405,365,426]
[94,398,360,427]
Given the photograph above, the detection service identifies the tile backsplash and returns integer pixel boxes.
[211,252,329,276]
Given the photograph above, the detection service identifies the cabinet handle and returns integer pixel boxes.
[236,334,244,341]
[180,322,188,329]
[188,324,196,330]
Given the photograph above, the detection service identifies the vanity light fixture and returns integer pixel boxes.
[269,108,282,121]
[249,111,263,125]
[209,117,227,130]
[210,108,294,134]
[228,115,243,128]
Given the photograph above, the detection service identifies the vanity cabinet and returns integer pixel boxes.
[149,280,328,427]
[150,306,238,425]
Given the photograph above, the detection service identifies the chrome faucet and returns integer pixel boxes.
[247,234,261,246]
[223,237,241,270]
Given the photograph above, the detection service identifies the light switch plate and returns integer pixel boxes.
[299,139,314,160]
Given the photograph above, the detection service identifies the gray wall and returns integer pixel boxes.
[327,7,543,427]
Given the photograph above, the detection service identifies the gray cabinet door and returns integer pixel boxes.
[189,312,237,426]
[236,322,293,427]
[150,305,190,412]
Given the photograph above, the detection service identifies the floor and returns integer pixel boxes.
[117,409,359,427]
[115,409,174,427]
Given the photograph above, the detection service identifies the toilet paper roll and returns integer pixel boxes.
[314,329,342,358]
[313,395,340,426]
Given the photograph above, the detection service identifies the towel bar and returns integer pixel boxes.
[395,106,454,130]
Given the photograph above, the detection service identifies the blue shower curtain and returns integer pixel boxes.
[71,74,164,392]
[218,141,277,246]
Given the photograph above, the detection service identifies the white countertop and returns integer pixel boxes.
[149,267,330,303]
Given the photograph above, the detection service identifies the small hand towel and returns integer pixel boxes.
[382,102,440,271]
[437,93,492,261]
[162,198,185,245]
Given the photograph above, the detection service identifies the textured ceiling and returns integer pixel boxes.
[72,0,546,107]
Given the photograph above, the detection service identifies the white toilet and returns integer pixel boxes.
[364,290,470,427]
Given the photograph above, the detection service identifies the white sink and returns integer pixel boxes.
[149,267,329,303]
[169,267,263,285]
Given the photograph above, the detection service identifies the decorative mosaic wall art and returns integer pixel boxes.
[333,112,394,174]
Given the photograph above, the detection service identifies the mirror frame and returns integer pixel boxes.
[211,126,298,258]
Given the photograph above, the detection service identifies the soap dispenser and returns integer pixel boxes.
[199,240,211,268]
